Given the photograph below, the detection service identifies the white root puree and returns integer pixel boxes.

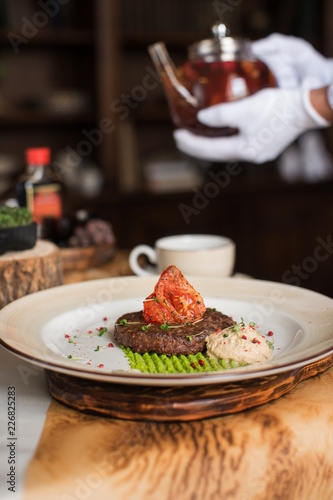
[206,324,273,364]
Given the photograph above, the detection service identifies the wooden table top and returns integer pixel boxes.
[22,250,333,500]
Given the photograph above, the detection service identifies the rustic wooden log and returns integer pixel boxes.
[0,240,62,309]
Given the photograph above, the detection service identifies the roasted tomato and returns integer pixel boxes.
[143,265,206,324]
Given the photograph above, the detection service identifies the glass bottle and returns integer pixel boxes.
[17,147,63,238]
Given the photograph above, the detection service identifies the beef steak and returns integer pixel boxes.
[114,308,235,355]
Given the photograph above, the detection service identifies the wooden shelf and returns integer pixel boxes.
[122,32,205,48]
[0,109,95,126]
[0,28,94,48]
[131,102,171,122]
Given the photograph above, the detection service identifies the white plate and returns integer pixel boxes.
[0,276,332,386]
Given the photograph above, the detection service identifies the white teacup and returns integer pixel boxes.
[129,234,235,277]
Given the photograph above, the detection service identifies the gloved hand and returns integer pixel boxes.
[174,80,330,164]
[252,33,333,89]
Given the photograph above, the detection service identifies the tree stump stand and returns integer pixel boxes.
[0,240,62,309]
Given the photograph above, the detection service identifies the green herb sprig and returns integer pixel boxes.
[266,338,274,350]
[222,318,256,335]
[186,331,204,342]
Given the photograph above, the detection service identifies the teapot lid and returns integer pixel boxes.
[188,22,250,61]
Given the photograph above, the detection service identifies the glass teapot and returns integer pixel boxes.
[148,23,276,137]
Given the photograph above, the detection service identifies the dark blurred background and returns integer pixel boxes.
[0,0,332,296]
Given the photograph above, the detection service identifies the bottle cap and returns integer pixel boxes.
[25,147,51,165]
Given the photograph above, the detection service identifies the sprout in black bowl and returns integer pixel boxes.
[0,207,37,255]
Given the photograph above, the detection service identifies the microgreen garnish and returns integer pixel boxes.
[223,333,229,338]
[116,320,141,326]
[266,338,274,350]
[160,324,169,332]
[142,325,149,331]
[99,327,107,336]
[94,345,100,352]
[67,355,88,361]
[186,331,204,341]
[222,317,250,335]
[212,308,216,312]
[68,339,73,343]
[143,297,159,303]
[249,322,256,327]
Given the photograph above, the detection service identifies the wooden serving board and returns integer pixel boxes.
[60,242,116,272]
[45,353,333,421]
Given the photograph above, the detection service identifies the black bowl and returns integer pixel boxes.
[0,223,37,255]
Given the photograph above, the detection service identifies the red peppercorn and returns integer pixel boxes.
[268,331,274,336]
[190,362,196,369]
[98,364,104,368]
[242,335,247,340]
[108,343,114,348]
[103,317,108,321]
[64,334,70,338]
[198,360,205,366]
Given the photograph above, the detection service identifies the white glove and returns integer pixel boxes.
[252,33,333,89]
[174,80,330,164]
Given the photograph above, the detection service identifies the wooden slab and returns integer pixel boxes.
[60,242,116,272]
[45,353,333,421]
[0,240,62,309]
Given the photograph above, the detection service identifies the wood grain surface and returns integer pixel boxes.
[62,249,132,284]
[23,364,333,500]
[60,242,116,272]
[0,240,62,309]
[45,354,333,421]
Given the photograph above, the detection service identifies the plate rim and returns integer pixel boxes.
[1,275,333,386]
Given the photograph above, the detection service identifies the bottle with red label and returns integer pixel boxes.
[17,147,63,238]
